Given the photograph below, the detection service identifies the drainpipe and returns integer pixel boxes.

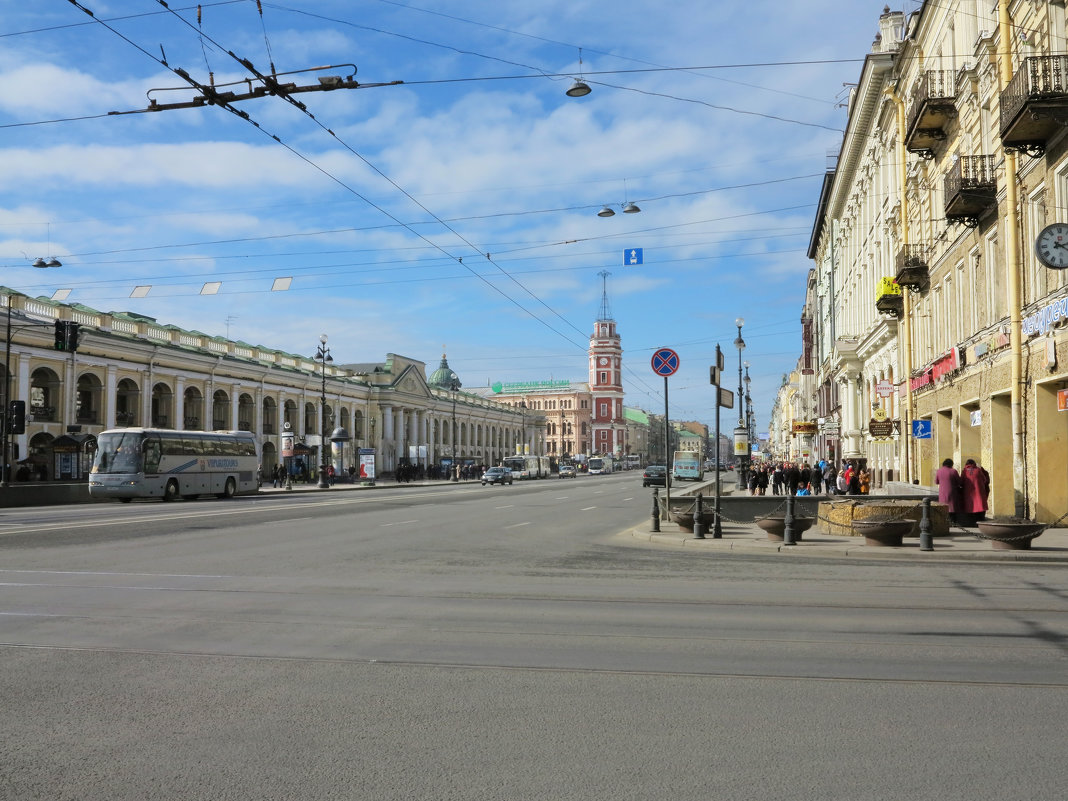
[998,0,1027,517]
[885,84,913,485]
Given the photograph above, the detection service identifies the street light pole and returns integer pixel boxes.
[734,317,747,491]
[316,333,332,489]
[744,361,753,462]
[2,259,63,488]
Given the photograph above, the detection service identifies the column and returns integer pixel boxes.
[104,365,118,429]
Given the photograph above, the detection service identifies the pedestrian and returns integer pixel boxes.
[810,466,822,495]
[784,462,801,496]
[858,466,871,495]
[823,461,838,495]
[935,458,963,524]
[772,463,783,495]
[757,467,768,496]
[748,469,759,496]
[960,458,990,525]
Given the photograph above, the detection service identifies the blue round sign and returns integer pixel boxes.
[651,348,679,377]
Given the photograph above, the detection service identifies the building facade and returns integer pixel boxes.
[0,292,541,483]
[805,2,1068,521]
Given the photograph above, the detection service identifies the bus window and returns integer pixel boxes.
[143,437,162,474]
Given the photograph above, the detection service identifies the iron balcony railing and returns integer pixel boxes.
[1000,55,1068,133]
[906,70,957,135]
[945,155,997,201]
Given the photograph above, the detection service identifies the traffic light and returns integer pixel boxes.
[54,320,66,351]
[67,322,81,352]
[8,400,25,435]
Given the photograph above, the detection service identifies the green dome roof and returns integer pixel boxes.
[428,352,461,389]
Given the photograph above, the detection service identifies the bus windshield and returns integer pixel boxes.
[93,431,146,474]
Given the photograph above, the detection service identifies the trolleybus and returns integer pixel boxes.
[89,428,260,502]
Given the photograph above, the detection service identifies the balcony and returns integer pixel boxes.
[905,70,958,158]
[895,244,930,292]
[875,292,903,317]
[944,155,997,228]
[30,404,56,422]
[1000,56,1068,156]
[875,275,903,318]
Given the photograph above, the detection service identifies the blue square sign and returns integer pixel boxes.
[624,248,643,266]
[912,419,932,439]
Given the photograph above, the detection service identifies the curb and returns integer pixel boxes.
[626,526,1068,564]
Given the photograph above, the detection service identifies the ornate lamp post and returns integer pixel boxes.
[316,333,332,489]
[3,258,63,487]
[744,362,754,461]
[733,317,747,491]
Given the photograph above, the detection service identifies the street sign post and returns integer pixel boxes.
[651,347,679,513]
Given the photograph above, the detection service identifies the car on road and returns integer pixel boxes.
[558,464,577,478]
[481,466,514,485]
[642,465,667,487]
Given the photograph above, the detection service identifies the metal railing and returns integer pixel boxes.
[1000,55,1068,132]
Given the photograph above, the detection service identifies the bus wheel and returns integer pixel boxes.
[163,480,179,502]
[219,478,236,499]
[119,497,133,503]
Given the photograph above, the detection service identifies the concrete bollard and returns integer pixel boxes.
[693,493,706,539]
[783,493,797,546]
[919,495,934,551]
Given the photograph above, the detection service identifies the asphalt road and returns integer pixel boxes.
[2,473,1066,800]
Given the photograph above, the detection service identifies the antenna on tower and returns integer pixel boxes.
[597,270,613,321]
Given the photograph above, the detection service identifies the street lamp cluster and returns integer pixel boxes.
[733,317,749,491]
[316,333,332,490]
[3,257,64,487]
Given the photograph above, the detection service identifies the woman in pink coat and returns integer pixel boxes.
[960,459,990,525]
[935,458,963,524]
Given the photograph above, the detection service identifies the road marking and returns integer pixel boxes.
[494,505,515,509]
[380,520,419,527]
[504,522,530,529]
[580,506,597,511]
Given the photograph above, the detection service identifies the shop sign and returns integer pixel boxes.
[491,380,571,393]
[1022,295,1068,337]
[1058,389,1068,412]
[791,421,817,435]
[868,408,894,439]
[910,348,960,391]
[876,379,894,397]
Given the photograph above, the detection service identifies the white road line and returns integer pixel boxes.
[580,506,597,511]
[380,520,419,527]
[494,505,515,509]
[504,522,530,529]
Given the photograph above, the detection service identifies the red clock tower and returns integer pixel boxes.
[589,271,625,458]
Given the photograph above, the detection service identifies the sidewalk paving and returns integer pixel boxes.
[628,516,1068,563]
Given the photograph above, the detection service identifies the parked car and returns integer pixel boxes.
[558,464,577,478]
[481,466,514,486]
[642,465,667,487]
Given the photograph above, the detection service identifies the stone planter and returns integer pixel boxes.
[755,516,814,542]
[976,519,1045,550]
[670,509,713,533]
[851,518,915,547]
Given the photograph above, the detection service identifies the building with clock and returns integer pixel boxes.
[800,3,1068,522]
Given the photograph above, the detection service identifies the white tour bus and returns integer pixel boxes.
[89,428,260,502]
[502,454,550,479]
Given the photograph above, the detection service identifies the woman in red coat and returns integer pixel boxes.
[960,459,990,525]
[935,458,963,524]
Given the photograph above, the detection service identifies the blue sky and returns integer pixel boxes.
[0,0,905,429]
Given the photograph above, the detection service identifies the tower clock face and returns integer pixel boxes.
[1036,223,1068,269]
[598,357,609,366]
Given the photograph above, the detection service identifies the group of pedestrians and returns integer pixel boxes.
[747,459,871,497]
[935,457,991,525]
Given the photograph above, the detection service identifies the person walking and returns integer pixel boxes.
[935,458,964,524]
[772,463,784,495]
[823,461,838,495]
[960,458,990,525]
[810,465,823,495]
[784,462,801,496]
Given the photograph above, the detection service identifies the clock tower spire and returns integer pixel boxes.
[589,271,625,460]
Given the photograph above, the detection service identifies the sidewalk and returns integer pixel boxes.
[628,516,1068,563]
